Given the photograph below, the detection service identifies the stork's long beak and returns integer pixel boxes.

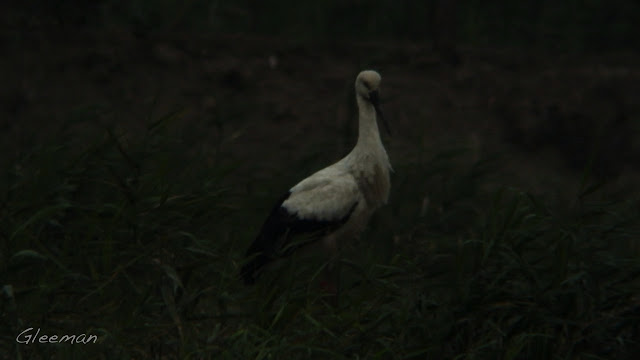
[368,90,391,136]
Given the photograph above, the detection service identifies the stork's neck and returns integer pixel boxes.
[354,96,384,152]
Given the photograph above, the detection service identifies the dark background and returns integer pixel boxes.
[1,1,639,359]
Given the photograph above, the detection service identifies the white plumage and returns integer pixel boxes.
[241,70,391,285]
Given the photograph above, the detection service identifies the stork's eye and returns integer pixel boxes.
[362,81,372,90]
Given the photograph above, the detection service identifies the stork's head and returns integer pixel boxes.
[355,70,391,135]
[355,70,381,98]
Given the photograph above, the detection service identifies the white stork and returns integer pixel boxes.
[241,70,391,285]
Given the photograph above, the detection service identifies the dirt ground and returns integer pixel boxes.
[2,27,639,198]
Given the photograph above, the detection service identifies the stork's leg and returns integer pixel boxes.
[319,236,341,306]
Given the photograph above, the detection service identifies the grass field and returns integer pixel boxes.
[1,102,638,359]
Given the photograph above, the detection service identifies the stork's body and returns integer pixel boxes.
[241,70,391,285]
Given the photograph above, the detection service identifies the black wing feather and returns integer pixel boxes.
[240,191,357,285]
